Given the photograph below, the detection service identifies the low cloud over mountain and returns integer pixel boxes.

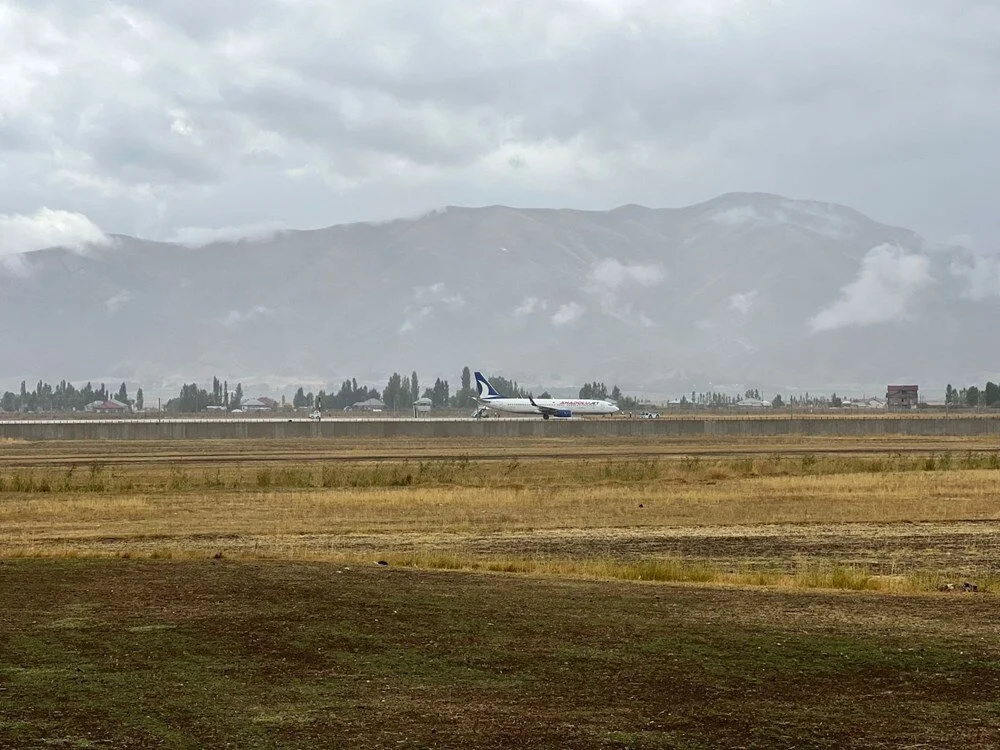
[1,192,996,395]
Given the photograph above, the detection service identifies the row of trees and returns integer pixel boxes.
[2,367,645,414]
[687,391,748,406]
[1,380,143,413]
[370,366,471,410]
[285,367,643,413]
[946,382,1000,407]
[289,373,456,413]
[678,391,851,408]
[578,382,643,409]
[165,380,243,413]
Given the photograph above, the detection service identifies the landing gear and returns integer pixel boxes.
[542,414,550,420]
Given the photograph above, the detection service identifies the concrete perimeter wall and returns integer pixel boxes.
[2,416,1000,440]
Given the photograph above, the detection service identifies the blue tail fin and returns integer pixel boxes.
[474,371,503,400]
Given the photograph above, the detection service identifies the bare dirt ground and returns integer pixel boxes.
[30,520,1000,577]
[4,436,1000,746]
[3,559,1000,749]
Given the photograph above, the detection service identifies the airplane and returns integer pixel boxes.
[474,371,620,419]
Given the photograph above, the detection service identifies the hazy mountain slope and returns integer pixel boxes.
[0,192,992,394]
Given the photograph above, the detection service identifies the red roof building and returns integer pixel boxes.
[85,399,130,413]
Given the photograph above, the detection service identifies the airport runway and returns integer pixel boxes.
[1,435,998,468]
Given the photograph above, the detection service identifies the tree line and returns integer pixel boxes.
[2,367,643,414]
[578,382,642,409]
[1,380,143,413]
[669,391,857,409]
[163,367,511,413]
[165,378,244,413]
[291,370,467,412]
[945,382,1000,408]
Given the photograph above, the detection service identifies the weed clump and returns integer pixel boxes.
[167,470,191,491]
[86,464,107,492]
[680,456,701,473]
[273,468,313,488]
[601,460,660,482]
[796,565,878,591]
[205,470,226,489]
[10,472,33,492]
[320,465,339,488]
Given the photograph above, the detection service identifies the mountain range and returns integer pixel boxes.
[2,192,997,398]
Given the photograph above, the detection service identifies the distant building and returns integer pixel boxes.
[841,399,885,410]
[349,397,386,412]
[238,396,279,412]
[736,398,771,408]
[886,385,919,411]
[240,399,271,412]
[84,399,130,413]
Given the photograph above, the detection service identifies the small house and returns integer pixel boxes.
[349,397,386,412]
[84,399,130,413]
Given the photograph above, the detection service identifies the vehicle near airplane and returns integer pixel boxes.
[474,372,620,419]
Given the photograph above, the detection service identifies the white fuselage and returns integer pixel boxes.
[481,398,619,417]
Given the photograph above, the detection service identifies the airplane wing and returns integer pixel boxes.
[528,396,564,417]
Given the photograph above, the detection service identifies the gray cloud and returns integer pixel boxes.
[398,282,464,335]
[399,305,433,335]
[583,258,664,326]
[222,304,273,328]
[588,259,665,289]
[104,290,133,314]
[412,282,465,311]
[168,221,286,247]
[551,302,585,327]
[0,208,109,258]
[2,1,1000,242]
[950,249,1000,300]
[513,296,548,317]
[809,244,933,332]
[729,290,758,315]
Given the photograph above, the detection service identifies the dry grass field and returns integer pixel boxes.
[3,435,1000,747]
[3,437,1000,589]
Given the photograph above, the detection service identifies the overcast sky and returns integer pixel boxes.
[2,0,998,253]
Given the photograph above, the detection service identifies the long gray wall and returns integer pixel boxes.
[2,416,1000,440]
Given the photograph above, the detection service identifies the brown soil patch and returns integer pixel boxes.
[3,559,1000,748]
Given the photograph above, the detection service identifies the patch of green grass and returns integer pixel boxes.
[3,559,1000,748]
